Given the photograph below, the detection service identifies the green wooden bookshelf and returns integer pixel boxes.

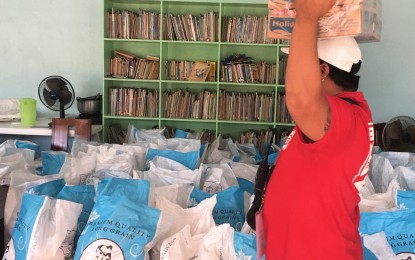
[103,0,294,142]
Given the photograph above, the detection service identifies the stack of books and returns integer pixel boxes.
[164,11,219,42]
[219,90,275,122]
[110,50,160,80]
[222,15,278,44]
[164,60,216,82]
[107,8,160,40]
[220,54,276,84]
[109,87,159,117]
[163,89,216,120]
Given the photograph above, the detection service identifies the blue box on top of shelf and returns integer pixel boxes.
[267,0,382,42]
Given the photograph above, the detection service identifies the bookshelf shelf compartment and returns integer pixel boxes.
[161,118,216,123]
[218,120,275,125]
[104,38,162,43]
[219,42,277,47]
[102,0,294,142]
[160,80,218,85]
[104,116,160,120]
[219,82,276,88]
[104,78,160,83]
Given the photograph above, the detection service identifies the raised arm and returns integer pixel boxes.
[285,0,336,141]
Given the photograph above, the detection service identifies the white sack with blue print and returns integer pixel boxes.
[3,193,82,260]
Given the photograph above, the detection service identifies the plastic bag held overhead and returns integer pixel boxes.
[267,0,382,42]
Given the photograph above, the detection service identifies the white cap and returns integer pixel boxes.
[281,37,362,73]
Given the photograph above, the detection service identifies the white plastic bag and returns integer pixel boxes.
[154,183,193,209]
[125,124,166,144]
[151,156,191,171]
[4,170,64,243]
[159,224,236,260]
[74,195,164,260]
[363,231,396,259]
[148,161,200,187]
[149,137,201,153]
[396,164,415,190]
[111,143,149,171]
[228,161,258,184]
[95,147,136,175]
[3,148,35,165]
[4,193,82,260]
[61,153,96,185]
[155,195,216,235]
[369,154,396,193]
[197,163,239,194]
[0,139,39,159]
[0,152,29,185]
[149,195,216,259]
[359,179,400,212]
[204,135,234,164]
[70,139,100,157]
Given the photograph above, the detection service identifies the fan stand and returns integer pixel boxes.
[60,101,66,118]
[47,99,67,128]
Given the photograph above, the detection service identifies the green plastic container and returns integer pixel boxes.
[20,98,37,127]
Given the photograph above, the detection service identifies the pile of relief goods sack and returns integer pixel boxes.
[0,125,279,260]
[2,123,415,259]
[359,151,415,259]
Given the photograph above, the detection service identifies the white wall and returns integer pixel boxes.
[0,0,103,117]
[0,0,414,123]
[359,0,415,123]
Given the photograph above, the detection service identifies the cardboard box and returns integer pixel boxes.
[268,0,364,10]
[267,0,382,42]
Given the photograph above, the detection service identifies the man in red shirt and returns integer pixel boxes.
[263,0,374,259]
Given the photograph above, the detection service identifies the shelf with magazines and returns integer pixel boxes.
[103,0,294,144]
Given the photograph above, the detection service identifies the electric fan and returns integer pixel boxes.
[38,76,75,118]
[382,116,415,152]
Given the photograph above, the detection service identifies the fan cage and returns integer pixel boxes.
[382,116,415,152]
[38,75,75,112]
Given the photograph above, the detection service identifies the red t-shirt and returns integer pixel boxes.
[263,92,374,259]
